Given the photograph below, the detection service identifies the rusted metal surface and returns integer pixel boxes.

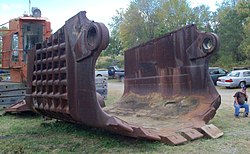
[0,82,26,106]
[25,11,223,145]
[4,100,31,114]
[2,77,107,113]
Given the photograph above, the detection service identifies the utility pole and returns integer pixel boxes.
[29,0,31,15]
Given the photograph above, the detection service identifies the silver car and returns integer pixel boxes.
[217,70,250,88]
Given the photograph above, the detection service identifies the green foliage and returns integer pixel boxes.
[217,9,244,61]
[211,51,237,70]
[119,0,197,49]
[236,0,250,60]
[191,5,214,32]
[119,1,152,49]
[155,0,194,35]
[108,0,215,53]
[104,0,249,69]
[96,55,124,69]
[96,57,113,69]
[215,0,250,66]
[103,9,125,57]
[101,34,123,57]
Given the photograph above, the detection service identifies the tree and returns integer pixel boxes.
[155,0,194,35]
[102,32,123,57]
[102,9,125,57]
[216,0,246,66]
[191,5,214,32]
[236,0,250,60]
[107,0,248,69]
[119,0,216,49]
[119,0,161,49]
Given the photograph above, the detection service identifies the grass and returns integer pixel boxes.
[1,85,250,153]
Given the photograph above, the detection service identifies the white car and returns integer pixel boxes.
[95,69,109,77]
[216,70,250,88]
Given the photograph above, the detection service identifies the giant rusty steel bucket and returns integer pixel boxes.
[25,11,223,145]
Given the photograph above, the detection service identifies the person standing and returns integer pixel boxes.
[233,86,249,117]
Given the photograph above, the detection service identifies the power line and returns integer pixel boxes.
[0,21,9,27]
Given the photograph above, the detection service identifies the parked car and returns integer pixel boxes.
[208,67,228,85]
[95,69,109,77]
[108,65,124,81]
[95,66,125,82]
[216,70,250,88]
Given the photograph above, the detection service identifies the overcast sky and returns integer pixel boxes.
[0,0,222,32]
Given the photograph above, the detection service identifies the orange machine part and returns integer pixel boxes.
[1,16,51,82]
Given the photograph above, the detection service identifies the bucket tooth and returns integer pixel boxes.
[160,132,188,145]
[180,128,204,141]
[106,117,133,132]
[4,100,31,114]
[199,124,224,139]
[130,127,161,141]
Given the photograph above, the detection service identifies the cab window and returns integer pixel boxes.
[22,22,43,62]
[11,33,18,62]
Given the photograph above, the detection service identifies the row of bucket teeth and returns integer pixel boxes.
[107,122,223,145]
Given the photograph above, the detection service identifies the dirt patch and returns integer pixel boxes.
[107,92,200,118]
